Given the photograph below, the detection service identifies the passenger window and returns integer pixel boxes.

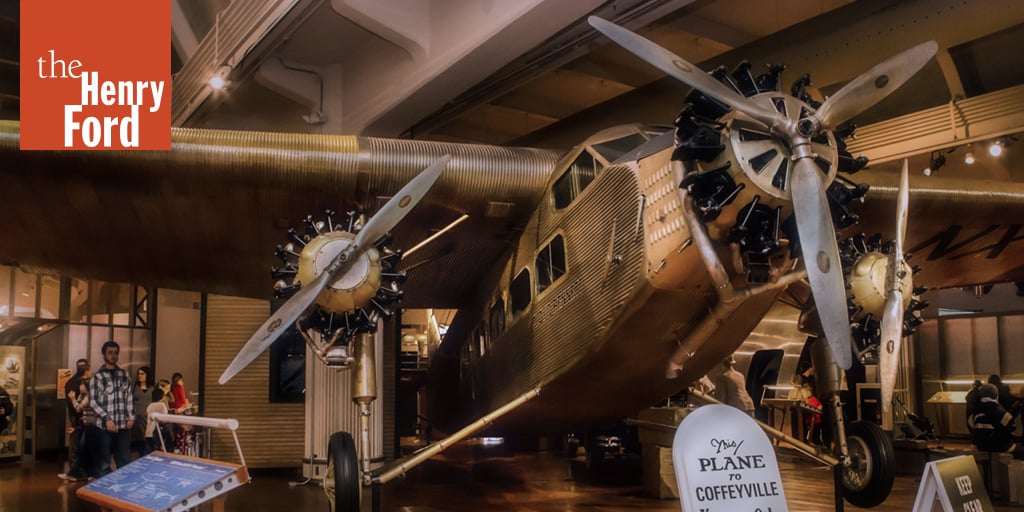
[553,151,600,209]
[488,298,505,340]
[509,269,531,315]
[535,235,566,293]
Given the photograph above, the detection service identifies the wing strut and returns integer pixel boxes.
[370,386,542,485]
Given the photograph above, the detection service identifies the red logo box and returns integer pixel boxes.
[20,0,170,150]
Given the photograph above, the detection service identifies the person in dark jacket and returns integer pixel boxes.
[988,374,1022,418]
[63,359,91,469]
[969,383,1023,459]
[965,379,983,431]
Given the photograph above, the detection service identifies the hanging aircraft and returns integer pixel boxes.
[4,14,1024,512]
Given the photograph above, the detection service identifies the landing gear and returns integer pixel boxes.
[325,431,360,512]
[325,332,376,512]
[841,420,895,508]
[811,337,895,508]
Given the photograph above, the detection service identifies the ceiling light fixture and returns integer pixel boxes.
[209,65,231,91]
[988,139,1004,157]
[923,148,956,176]
[923,152,946,176]
[964,145,975,165]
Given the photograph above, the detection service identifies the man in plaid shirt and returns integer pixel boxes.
[90,341,135,475]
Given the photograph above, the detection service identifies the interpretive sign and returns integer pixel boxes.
[77,452,248,512]
[672,404,787,512]
[912,455,993,512]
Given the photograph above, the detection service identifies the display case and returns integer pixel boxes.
[0,345,25,460]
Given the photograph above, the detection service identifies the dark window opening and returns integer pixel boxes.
[488,298,505,341]
[510,269,531,315]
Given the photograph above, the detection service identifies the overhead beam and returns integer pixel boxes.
[491,68,634,119]
[846,84,1024,163]
[667,14,757,49]
[171,0,200,62]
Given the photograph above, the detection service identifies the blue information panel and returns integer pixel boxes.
[77,452,246,512]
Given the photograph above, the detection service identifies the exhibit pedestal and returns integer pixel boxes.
[636,406,691,499]
[642,445,678,499]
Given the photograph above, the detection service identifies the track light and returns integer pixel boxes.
[964,148,975,165]
[923,152,946,176]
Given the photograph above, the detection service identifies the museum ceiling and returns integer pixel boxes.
[3,0,1024,174]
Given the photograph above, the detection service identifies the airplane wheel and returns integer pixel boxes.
[841,420,894,508]
[324,432,360,512]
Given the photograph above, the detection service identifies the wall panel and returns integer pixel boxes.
[998,316,1024,377]
[970,317,1000,376]
[203,295,303,468]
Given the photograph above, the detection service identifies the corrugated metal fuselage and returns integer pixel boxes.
[430,142,778,433]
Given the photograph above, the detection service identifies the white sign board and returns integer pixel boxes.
[673,404,788,512]
[912,455,993,512]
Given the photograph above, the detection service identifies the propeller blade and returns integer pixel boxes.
[895,159,909,254]
[218,270,330,384]
[815,41,938,129]
[879,159,911,426]
[587,16,784,130]
[790,157,853,369]
[353,155,451,250]
[879,284,905,425]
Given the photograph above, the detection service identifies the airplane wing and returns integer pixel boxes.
[0,121,558,307]
[849,163,1024,289]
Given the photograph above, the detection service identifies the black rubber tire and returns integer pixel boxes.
[326,432,360,512]
[842,420,895,508]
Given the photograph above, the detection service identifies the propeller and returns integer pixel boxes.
[588,16,936,370]
[879,159,910,424]
[218,155,452,385]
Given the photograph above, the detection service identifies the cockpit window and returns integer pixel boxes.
[591,133,649,163]
[552,128,658,210]
[553,151,600,209]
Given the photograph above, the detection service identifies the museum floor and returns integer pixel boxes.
[1,441,1022,511]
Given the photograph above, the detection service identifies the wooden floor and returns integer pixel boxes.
[2,442,1022,511]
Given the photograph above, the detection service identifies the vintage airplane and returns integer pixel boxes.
[4,14,1024,512]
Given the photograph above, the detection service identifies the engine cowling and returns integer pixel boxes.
[297,231,381,314]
